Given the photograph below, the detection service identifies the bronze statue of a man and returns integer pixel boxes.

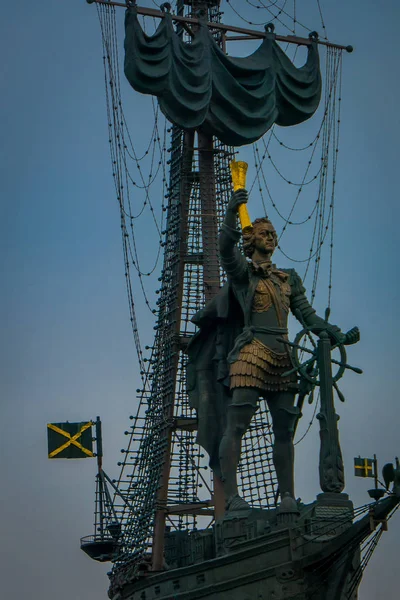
[187,189,358,511]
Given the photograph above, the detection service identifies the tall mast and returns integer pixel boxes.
[151,0,229,571]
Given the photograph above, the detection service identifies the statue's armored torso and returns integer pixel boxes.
[230,268,296,396]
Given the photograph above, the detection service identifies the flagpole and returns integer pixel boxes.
[95,416,103,472]
[374,454,378,490]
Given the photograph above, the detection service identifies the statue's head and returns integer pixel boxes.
[242,217,277,260]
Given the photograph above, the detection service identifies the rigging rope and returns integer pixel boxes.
[229,0,329,38]
[249,45,342,313]
[97,3,169,332]
[229,0,295,33]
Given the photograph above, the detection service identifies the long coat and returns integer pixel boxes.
[186,267,305,474]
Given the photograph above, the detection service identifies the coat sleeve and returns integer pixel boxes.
[288,269,339,334]
[219,217,249,283]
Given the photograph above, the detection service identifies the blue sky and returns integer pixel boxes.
[1,1,399,598]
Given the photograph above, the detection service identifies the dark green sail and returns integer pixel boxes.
[124,7,322,146]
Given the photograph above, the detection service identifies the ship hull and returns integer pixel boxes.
[110,493,361,600]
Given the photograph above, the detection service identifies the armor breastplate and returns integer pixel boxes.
[252,276,291,320]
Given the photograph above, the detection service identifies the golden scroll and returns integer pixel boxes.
[229,160,252,230]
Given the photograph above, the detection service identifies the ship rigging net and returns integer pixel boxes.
[93,0,345,575]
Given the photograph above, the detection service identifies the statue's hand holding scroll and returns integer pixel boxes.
[227,189,248,214]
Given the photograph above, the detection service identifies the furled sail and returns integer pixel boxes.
[124,7,322,147]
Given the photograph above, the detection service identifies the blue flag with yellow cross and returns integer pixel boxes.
[354,456,375,478]
[47,421,94,459]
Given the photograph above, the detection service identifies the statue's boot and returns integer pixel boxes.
[273,437,295,498]
[277,492,300,525]
[271,405,300,498]
[226,493,251,512]
[278,492,299,513]
[219,402,256,510]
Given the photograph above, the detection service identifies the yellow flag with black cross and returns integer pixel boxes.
[354,456,375,478]
[47,421,94,459]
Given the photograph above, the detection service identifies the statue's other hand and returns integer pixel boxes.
[228,189,248,213]
[343,326,360,346]
[327,325,346,346]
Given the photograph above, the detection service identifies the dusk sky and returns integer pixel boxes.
[1,1,399,599]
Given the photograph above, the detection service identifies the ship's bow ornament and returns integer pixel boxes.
[124,5,322,146]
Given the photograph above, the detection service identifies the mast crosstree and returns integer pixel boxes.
[88,0,353,52]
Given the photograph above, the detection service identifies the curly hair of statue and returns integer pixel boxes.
[242,217,278,258]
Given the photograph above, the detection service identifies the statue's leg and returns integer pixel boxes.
[267,392,299,499]
[219,387,259,506]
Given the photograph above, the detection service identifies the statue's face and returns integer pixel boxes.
[252,222,277,257]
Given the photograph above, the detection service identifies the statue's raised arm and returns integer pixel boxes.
[218,189,250,284]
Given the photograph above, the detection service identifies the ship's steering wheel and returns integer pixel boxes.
[278,325,362,402]
[292,327,348,385]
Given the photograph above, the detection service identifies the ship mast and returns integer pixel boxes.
[150,0,229,571]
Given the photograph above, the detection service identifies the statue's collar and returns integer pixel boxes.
[250,260,274,277]
[250,260,288,281]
